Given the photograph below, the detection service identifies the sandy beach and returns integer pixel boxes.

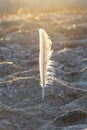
[0,8,87,130]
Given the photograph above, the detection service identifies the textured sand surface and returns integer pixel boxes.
[0,9,87,130]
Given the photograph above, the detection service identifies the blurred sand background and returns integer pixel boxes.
[0,0,87,130]
[0,0,87,13]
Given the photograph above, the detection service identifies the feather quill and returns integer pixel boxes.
[39,29,54,100]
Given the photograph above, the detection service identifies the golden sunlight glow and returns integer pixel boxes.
[0,0,85,13]
[22,0,86,9]
[0,62,13,65]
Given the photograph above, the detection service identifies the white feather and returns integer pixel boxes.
[39,29,54,100]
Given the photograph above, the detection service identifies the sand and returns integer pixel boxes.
[0,9,87,130]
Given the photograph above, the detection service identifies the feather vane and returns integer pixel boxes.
[39,29,54,100]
